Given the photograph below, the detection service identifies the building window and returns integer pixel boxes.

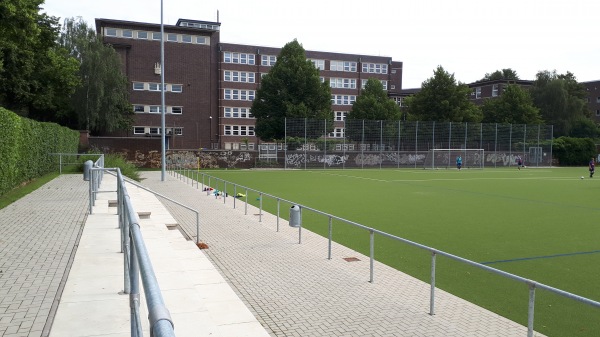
[597,97,600,103]
[330,78,357,89]
[148,127,160,134]
[137,31,148,39]
[596,110,600,116]
[492,84,499,97]
[181,35,192,43]
[167,33,178,42]
[152,32,161,40]
[174,128,183,135]
[149,106,162,113]
[392,69,397,74]
[330,128,344,138]
[171,84,183,93]
[122,30,133,38]
[196,36,207,44]
[310,59,325,70]
[331,95,356,105]
[224,125,255,136]
[391,85,396,90]
[133,127,145,134]
[105,28,117,37]
[224,107,253,118]
[148,83,163,91]
[224,52,256,65]
[171,107,182,114]
[224,89,255,101]
[133,82,144,90]
[334,111,347,121]
[261,55,277,66]
[362,63,388,74]
[224,71,255,83]
[133,105,145,112]
[362,79,388,90]
[475,87,481,99]
[330,60,357,72]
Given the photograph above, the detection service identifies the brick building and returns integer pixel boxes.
[582,80,600,122]
[95,18,403,151]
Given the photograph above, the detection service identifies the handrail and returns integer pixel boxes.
[173,168,600,337]
[89,166,175,337]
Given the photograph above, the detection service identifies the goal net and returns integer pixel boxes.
[423,149,485,169]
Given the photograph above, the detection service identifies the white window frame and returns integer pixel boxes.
[152,32,162,40]
[133,105,145,113]
[261,55,277,66]
[475,87,482,99]
[171,107,182,114]
[181,35,192,43]
[137,31,148,39]
[133,82,144,90]
[171,84,183,93]
[167,33,178,42]
[133,127,145,134]
[105,28,117,37]
[334,111,347,121]
[310,59,325,70]
[122,29,133,38]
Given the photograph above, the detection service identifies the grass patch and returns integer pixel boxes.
[0,171,59,209]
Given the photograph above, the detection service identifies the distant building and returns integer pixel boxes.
[95,18,403,151]
[467,79,534,104]
[581,80,600,121]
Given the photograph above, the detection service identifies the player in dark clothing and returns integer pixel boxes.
[589,158,595,178]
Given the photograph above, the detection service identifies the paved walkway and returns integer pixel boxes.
[0,175,89,337]
[0,171,545,337]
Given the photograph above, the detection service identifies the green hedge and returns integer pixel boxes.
[552,136,596,166]
[0,107,79,195]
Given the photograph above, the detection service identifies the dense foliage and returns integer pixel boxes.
[404,66,482,123]
[481,84,542,124]
[251,39,332,140]
[552,136,596,166]
[0,107,79,195]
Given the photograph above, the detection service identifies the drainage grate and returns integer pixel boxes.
[343,257,360,262]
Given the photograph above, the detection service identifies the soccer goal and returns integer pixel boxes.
[423,149,485,169]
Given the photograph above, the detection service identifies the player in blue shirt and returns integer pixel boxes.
[456,156,462,170]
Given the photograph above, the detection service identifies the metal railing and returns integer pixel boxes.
[88,166,175,337]
[50,153,104,174]
[170,167,600,337]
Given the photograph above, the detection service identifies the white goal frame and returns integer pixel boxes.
[423,149,485,169]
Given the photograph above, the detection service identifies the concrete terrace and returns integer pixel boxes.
[0,171,546,336]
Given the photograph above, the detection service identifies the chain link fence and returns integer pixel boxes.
[263,119,553,169]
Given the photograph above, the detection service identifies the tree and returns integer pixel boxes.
[345,78,401,142]
[251,39,332,140]
[0,0,79,121]
[348,78,401,121]
[530,70,589,136]
[479,68,520,81]
[481,84,542,124]
[404,66,482,122]
[59,17,132,134]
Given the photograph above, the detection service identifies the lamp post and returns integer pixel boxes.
[209,116,213,145]
[160,0,166,181]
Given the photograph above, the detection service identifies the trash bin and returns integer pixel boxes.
[289,205,301,228]
[83,160,93,181]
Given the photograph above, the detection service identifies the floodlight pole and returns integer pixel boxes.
[160,0,166,181]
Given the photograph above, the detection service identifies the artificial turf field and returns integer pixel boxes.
[192,167,600,336]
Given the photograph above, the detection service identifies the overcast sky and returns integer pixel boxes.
[41,0,599,88]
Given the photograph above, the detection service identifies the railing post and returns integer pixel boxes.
[245,188,248,215]
[276,198,280,231]
[369,230,374,283]
[528,282,536,337]
[130,237,141,337]
[196,211,200,245]
[223,181,227,204]
[328,216,333,260]
[233,185,237,209]
[430,251,436,315]
[259,193,263,222]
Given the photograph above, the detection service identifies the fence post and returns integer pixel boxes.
[276,198,280,232]
[527,282,536,337]
[328,216,333,260]
[430,251,436,315]
[259,192,263,222]
[369,230,374,283]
